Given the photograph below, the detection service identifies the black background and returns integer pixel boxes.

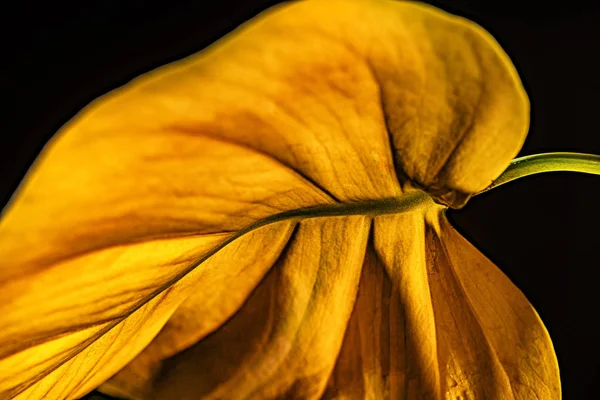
[1,1,599,398]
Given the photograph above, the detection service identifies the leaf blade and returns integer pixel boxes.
[0,0,541,398]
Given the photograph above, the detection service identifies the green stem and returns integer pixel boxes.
[478,152,600,194]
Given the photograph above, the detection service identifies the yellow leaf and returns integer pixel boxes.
[0,0,558,399]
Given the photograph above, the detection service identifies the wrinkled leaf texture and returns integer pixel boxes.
[0,0,560,399]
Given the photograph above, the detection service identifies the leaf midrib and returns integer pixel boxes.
[16,190,438,397]
[170,190,435,297]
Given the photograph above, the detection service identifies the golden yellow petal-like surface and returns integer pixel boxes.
[130,216,370,400]
[0,0,553,399]
[99,221,297,399]
[323,208,560,399]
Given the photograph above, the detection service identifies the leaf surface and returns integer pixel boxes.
[0,1,557,399]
